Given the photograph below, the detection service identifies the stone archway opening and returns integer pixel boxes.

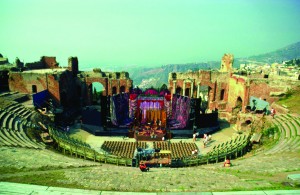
[185,88,190,97]
[199,85,209,113]
[90,82,105,105]
[236,96,243,108]
[176,87,182,95]
[112,87,117,95]
[233,96,243,115]
[120,86,126,93]
[220,89,225,100]
[32,85,37,93]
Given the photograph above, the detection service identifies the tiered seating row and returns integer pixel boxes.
[49,127,133,166]
[0,102,45,149]
[0,127,43,149]
[101,141,147,159]
[265,114,300,154]
[0,109,27,132]
[51,129,91,149]
[205,134,250,162]
[2,103,35,121]
[153,142,198,159]
[286,114,300,136]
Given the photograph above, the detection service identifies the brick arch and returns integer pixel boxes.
[120,85,126,93]
[85,78,108,96]
[175,86,182,95]
[236,96,243,108]
[89,82,106,105]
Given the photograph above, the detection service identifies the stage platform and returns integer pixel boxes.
[81,124,128,136]
[80,123,220,138]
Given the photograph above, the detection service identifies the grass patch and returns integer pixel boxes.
[277,86,300,114]
[0,170,86,189]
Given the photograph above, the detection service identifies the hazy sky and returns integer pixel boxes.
[0,0,300,70]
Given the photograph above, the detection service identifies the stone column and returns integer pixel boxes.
[109,79,112,96]
[191,81,194,98]
[197,83,200,98]
[183,81,186,96]
[173,80,176,94]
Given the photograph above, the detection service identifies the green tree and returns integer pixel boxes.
[160,84,168,91]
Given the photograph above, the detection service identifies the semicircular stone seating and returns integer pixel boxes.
[264,114,300,155]
[0,101,45,149]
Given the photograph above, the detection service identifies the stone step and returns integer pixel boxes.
[279,115,297,137]
[0,128,18,147]
[7,115,15,130]
[10,106,24,115]
[272,120,285,141]
[23,110,33,120]
[18,131,41,149]
[5,103,20,112]
[15,131,40,149]
[0,129,13,146]
[0,111,7,123]
[287,114,300,136]
[275,117,290,138]
[265,136,300,154]
[279,137,299,152]
[0,112,9,128]
[5,128,29,148]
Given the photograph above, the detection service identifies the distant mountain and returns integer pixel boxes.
[236,41,300,66]
[129,41,300,88]
[128,61,219,89]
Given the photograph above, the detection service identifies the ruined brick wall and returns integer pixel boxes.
[9,72,41,93]
[168,70,230,110]
[0,70,9,91]
[58,71,81,107]
[25,61,44,69]
[248,78,298,105]
[84,70,132,96]
[9,72,61,102]
[220,54,234,72]
[46,74,60,103]
[227,76,248,112]
[25,56,58,69]
[226,76,300,112]
[68,57,78,75]
[43,57,58,69]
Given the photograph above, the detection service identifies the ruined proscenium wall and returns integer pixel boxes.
[83,71,133,105]
[227,76,248,112]
[8,71,61,102]
[85,77,108,96]
[168,70,230,110]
